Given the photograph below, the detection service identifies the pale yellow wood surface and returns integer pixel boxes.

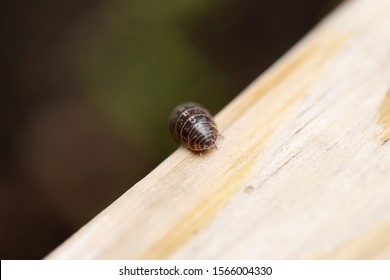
[47,0,390,259]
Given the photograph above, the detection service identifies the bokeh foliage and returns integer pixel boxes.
[77,0,230,160]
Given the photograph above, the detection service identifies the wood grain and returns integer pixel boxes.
[47,0,390,259]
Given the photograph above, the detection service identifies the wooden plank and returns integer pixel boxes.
[47,0,390,259]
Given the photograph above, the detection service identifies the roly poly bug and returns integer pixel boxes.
[169,102,219,152]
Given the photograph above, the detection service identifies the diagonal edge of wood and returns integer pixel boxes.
[47,0,390,259]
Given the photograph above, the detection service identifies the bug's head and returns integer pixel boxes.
[203,139,216,150]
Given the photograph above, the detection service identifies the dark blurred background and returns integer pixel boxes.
[0,0,342,259]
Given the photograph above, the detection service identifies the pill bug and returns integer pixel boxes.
[169,102,219,152]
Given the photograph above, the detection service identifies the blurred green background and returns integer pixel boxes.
[0,0,341,259]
